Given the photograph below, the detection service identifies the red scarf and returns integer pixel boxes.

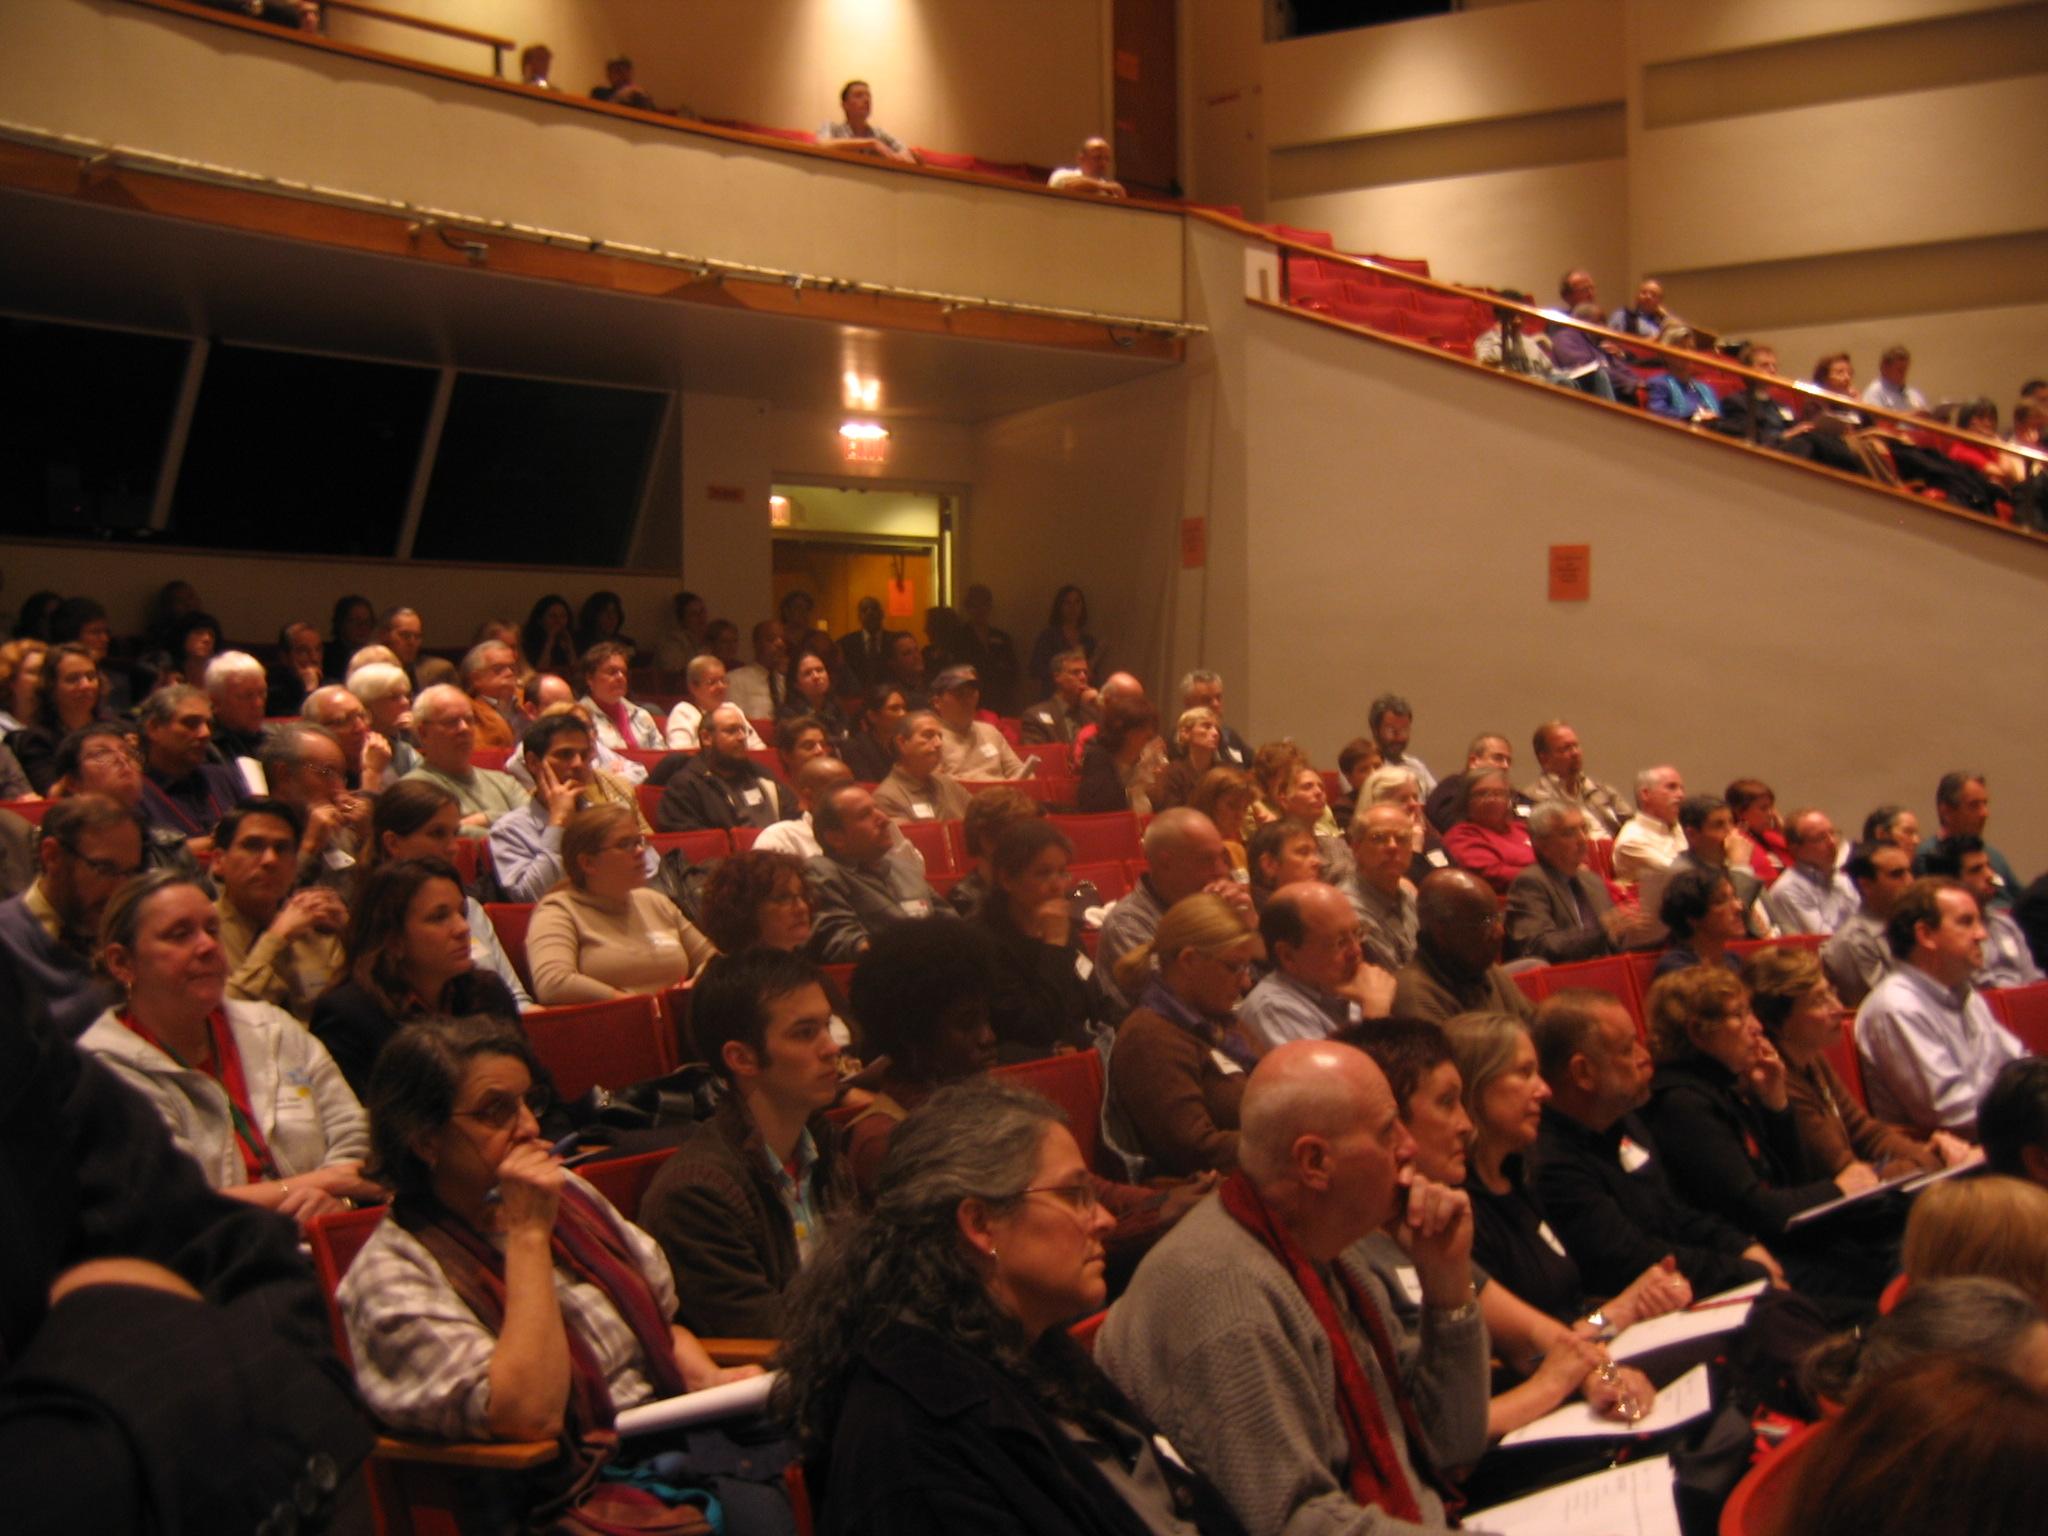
[119,1007,279,1181]
[1218,1170,1449,1524]
[398,1181,687,1442]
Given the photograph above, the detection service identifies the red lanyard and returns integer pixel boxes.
[119,1007,281,1181]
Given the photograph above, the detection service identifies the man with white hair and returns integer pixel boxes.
[400,684,524,834]
[1100,1040,1488,1536]
[459,638,526,750]
[303,682,406,791]
[204,651,271,772]
[341,663,420,782]
[1609,764,1685,886]
[1096,808,1254,1020]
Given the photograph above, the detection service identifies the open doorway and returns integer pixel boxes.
[769,482,958,652]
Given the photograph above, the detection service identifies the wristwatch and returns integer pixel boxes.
[1582,1308,1618,1341]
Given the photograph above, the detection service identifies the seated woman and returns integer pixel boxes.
[839,682,907,784]
[1943,397,2023,489]
[1726,777,1792,883]
[872,709,972,824]
[777,645,849,750]
[527,805,715,1005]
[976,820,1096,1062]
[0,636,46,735]
[312,857,524,1097]
[1640,966,1896,1312]
[1152,705,1222,810]
[1075,694,1163,815]
[1902,1176,2048,1313]
[1105,893,1258,1177]
[1801,1275,2048,1408]
[1741,945,1965,1182]
[1246,820,1326,913]
[1273,761,1351,881]
[1652,867,1747,978]
[1187,765,1256,879]
[663,654,764,752]
[697,848,859,1063]
[1024,582,1101,700]
[1441,769,1534,895]
[774,1077,1247,1536]
[576,641,663,752]
[10,641,110,794]
[80,871,380,1229]
[340,1017,754,1469]
[521,593,578,680]
[364,779,531,1007]
[1645,328,1720,422]
[946,785,1042,919]
[1349,1017,1667,1454]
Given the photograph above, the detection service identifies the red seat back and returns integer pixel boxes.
[636,782,666,824]
[1821,1013,1868,1110]
[650,829,731,863]
[1048,812,1142,865]
[483,902,535,993]
[730,826,762,852]
[1018,742,1076,778]
[1985,981,2048,1054]
[522,995,674,1102]
[306,1204,392,1360]
[1068,1310,1108,1355]
[1071,861,1133,902]
[471,746,512,773]
[576,1148,676,1223]
[448,836,489,891]
[993,1049,1106,1173]
[1719,1418,1827,1536]
[896,817,958,875]
[0,797,52,826]
[1533,954,1645,1031]
[616,747,670,771]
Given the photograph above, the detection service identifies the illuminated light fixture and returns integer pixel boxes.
[769,494,793,528]
[839,419,890,464]
[841,370,881,409]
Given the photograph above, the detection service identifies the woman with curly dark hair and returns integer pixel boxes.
[697,848,814,956]
[774,1077,1246,1536]
[519,592,578,678]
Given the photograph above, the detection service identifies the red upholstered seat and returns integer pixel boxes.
[1985,981,2048,1054]
[1048,811,1142,865]
[482,902,534,992]
[993,1049,1106,1173]
[521,995,674,1102]
[650,829,730,864]
[896,817,959,875]
[1719,1418,1828,1536]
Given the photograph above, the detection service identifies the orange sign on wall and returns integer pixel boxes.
[1548,544,1591,601]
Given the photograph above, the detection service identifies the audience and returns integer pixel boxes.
[136,684,246,848]
[401,684,524,833]
[928,665,1029,779]
[779,646,847,746]
[1047,135,1127,197]
[263,620,325,718]
[1423,731,1518,834]
[1025,584,1100,699]
[342,662,420,781]
[1342,802,1420,969]
[804,783,952,960]
[1645,329,1720,422]
[1861,342,1928,415]
[0,636,47,734]
[1246,819,1326,914]
[816,78,918,165]
[1822,838,1914,1004]
[491,714,646,902]
[1075,693,1162,814]
[519,593,578,678]
[639,949,849,1337]
[1901,1175,2048,1312]
[365,778,530,1004]
[1855,876,2026,1136]
[1610,764,1685,885]
[839,682,908,782]
[872,709,973,823]
[14,643,112,793]
[0,796,139,1037]
[1239,882,1394,1052]
[52,724,208,886]
[1396,869,1537,1023]
[1765,808,1859,935]
[258,721,364,887]
[79,870,374,1228]
[1641,791,1771,936]
[458,638,525,750]
[663,654,763,752]
[1728,776,1793,881]
[1366,691,1434,797]
[1440,768,1535,894]
[210,798,346,1019]
[526,804,714,1004]
[1521,718,1628,837]
[697,847,816,959]
[722,618,789,721]
[976,819,1097,1060]
[657,702,797,834]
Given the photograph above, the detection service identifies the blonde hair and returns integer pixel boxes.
[1642,965,1746,1064]
[1175,705,1220,749]
[1114,892,1254,992]
[560,802,638,892]
[1903,1176,2048,1310]
[1441,1011,1528,1115]
[1741,944,1827,1033]
[0,638,47,707]
[1361,765,1420,805]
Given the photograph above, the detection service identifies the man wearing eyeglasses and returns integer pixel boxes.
[656,703,796,836]
[1763,809,1859,936]
[258,722,365,891]
[137,684,248,857]
[1239,882,1397,1054]
[0,795,140,1037]
[51,724,211,891]
[1506,802,1658,963]
[1395,869,1537,1025]
[640,948,852,1338]
[1343,804,1421,971]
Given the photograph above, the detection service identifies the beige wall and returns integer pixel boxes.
[331,0,1114,170]
[8,1,1181,324]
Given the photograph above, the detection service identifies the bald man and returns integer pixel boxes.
[1394,869,1536,1025]
[1100,1041,1487,1536]
[1096,807,1253,1021]
[1239,882,1396,1053]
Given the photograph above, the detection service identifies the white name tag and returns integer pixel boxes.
[911,803,935,819]
[1211,1049,1245,1077]
[1153,1433,1193,1476]
[1075,953,1094,982]
[900,898,932,918]
[1538,1220,1568,1257]
[1618,1137,1651,1173]
[1426,849,1450,868]
[1395,1265,1424,1305]
[741,786,763,806]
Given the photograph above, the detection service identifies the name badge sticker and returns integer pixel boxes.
[741,786,763,806]
[1537,1220,1568,1257]
[1618,1137,1652,1173]
[911,803,935,819]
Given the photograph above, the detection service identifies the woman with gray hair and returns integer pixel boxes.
[776,1078,1248,1534]
[1800,1275,2048,1404]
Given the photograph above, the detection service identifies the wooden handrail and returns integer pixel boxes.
[321,0,513,63]
[1226,220,2048,470]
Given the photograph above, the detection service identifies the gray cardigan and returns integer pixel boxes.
[1098,1196,1490,1536]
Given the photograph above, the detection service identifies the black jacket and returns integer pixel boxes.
[980,904,1097,1062]
[0,964,372,1536]
[816,1319,1246,1536]
[310,971,521,1099]
[1641,1056,1839,1238]
[1527,1106,1768,1299]
[655,754,796,834]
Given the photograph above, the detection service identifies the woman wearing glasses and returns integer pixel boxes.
[79,871,379,1230]
[777,1078,1247,1535]
[526,804,714,1005]
[1104,893,1259,1177]
[340,1015,754,1489]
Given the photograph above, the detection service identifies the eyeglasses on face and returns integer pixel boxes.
[603,834,651,855]
[452,1086,548,1130]
[994,1181,1101,1221]
[59,841,144,880]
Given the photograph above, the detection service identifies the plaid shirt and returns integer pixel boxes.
[339,1172,679,1440]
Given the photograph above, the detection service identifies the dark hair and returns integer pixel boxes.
[12,589,63,640]
[364,1016,540,1206]
[784,634,840,702]
[1724,778,1773,817]
[38,790,135,852]
[580,640,632,691]
[166,610,223,661]
[1676,793,1727,832]
[860,683,906,735]
[1844,839,1899,883]
[775,712,827,758]
[1799,1275,2046,1407]
[33,643,100,733]
[521,712,591,761]
[1248,819,1314,895]
[1095,695,1158,756]
[48,597,107,646]
[690,948,827,1084]
[330,595,372,642]
[1258,883,1311,953]
[849,918,999,1076]
[838,78,868,106]
[96,869,205,983]
[366,779,459,874]
[962,786,1041,859]
[519,593,572,668]
[575,591,625,652]
[1045,584,1089,629]
[342,857,469,1013]
[1957,396,1998,434]
[1935,770,1984,809]
[1530,988,1619,1083]
[52,723,134,783]
[213,795,306,851]
[1886,877,1969,960]
[1980,1058,2048,1179]
[1344,1017,1454,1110]
[1861,804,1910,844]
[698,850,811,955]
[1658,866,1734,943]
[1367,693,1413,731]
[1336,737,1381,778]
[1811,351,1851,387]
[1920,834,1986,879]
[990,818,1070,884]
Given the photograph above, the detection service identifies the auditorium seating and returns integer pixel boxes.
[483,902,535,992]
[1985,980,2048,1055]
[0,798,52,826]
[1049,811,1143,865]
[522,994,676,1101]
[895,818,958,876]
[1719,1418,1829,1536]
[649,828,730,864]
[993,1048,1107,1174]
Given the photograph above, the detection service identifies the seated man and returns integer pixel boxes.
[211,798,346,1021]
[1764,808,1859,935]
[754,755,853,864]
[1979,1058,2048,1187]
[1608,276,1674,340]
[375,604,424,684]
[817,79,919,165]
[1424,732,1521,834]
[137,685,246,851]
[1047,135,1127,197]
[1857,878,2028,1136]
[1239,882,1394,1052]
[1521,718,1629,838]
[0,795,138,1037]
[400,684,525,835]
[1395,870,1537,1023]
[52,725,207,885]
[775,714,830,782]
[1822,839,1914,1006]
[1505,802,1659,962]
[307,678,410,790]
[1527,988,1783,1297]
[1018,647,1098,746]
[1177,670,1253,768]
[1915,772,2020,907]
[1096,807,1251,1020]
[1610,765,1685,886]
[264,620,325,718]
[490,714,654,902]
[884,632,927,711]
[457,638,525,751]
[1638,792,1772,938]
[589,53,657,109]
[870,710,972,824]
[637,949,850,1337]
[657,703,796,835]
[202,651,271,772]
[804,784,953,961]
[725,620,789,722]
[1921,835,2041,989]
[257,722,363,890]
[1368,691,1435,796]
[929,667,1030,780]
[1099,1040,1489,1536]
[1861,343,1928,415]
[1343,802,1420,970]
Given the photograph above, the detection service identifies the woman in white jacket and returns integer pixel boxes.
[79,870,380,1229]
